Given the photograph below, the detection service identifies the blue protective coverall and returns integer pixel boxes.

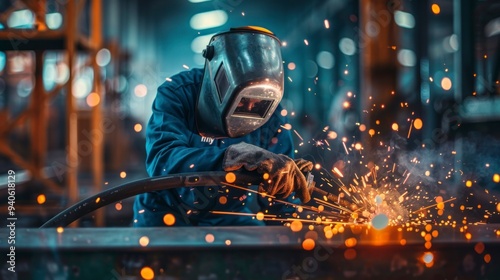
[133,68,299,226]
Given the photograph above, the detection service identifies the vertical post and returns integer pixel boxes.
[453,0,475,186]
[91,0,104,226]
[65,0,79,227]
[453,0,475,103]
[359,0,399,152]
[31,51,47,181]
[34,0,47,31]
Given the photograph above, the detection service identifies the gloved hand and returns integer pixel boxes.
[294,158,314,173]
[222,142,313,203]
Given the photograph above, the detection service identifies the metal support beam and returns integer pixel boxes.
[359,0,399,152]
[91,0,104,227]
[65,0,79,227]
[453,0,475,103]
[31,51,47,181]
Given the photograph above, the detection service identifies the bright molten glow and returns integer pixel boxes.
[423,252,434,264]
[371,213,389,230]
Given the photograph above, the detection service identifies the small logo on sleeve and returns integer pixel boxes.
[201,136,215,145]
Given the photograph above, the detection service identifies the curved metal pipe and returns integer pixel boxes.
[40,171,262,228]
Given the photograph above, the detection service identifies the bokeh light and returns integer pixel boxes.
[290,220,303,232]
[493,174,500,183]
[134,84,148,97]
[302,238,315,251]
[86,92,100,107]
[441,77,452,90]
[431,4,441,14]
[414,118,423,129]
[134,123,143,132]
[37,194,46,204]
[163,213,176,226]
[139,236,149,247]
[225,172,236,183]
[205,233,215,243]
[96,48,111,67]
[140,266,154,280]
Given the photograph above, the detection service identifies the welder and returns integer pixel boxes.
[133,26,313,227]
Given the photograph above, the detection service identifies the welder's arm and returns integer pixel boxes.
[146,82,296,177]
[223,142,313,203]
[145,85,228,176]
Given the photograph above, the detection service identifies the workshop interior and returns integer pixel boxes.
[1,0,500,279]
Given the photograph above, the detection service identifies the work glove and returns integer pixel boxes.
[294,158,314,174]
[222,142,313,203]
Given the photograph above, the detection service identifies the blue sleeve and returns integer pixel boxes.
[145,82,226,177]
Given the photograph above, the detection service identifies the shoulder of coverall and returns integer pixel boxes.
[157,68,203,94]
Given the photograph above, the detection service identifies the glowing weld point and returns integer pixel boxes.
[371,213,389,230]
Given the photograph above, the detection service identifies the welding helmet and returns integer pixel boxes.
[195,26,284,138]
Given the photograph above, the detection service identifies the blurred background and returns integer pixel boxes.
[0,0,499,227]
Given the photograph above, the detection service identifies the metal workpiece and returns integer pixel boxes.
[40,171,266,228]
[4,225,500,279]
[4,224,500,250]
